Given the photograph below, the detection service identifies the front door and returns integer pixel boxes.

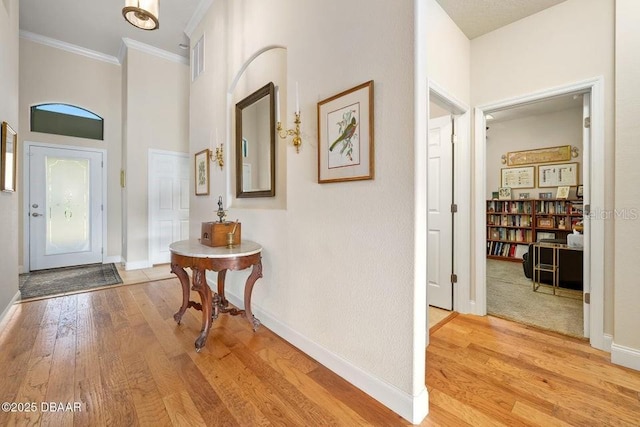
[428,115,454,310]
[28,145,103,270]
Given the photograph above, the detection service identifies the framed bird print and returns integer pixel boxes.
[317,80,374,183]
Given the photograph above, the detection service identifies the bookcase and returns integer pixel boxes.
[487,200,534,262]
[487,199,582,262]
[534,199,583,241]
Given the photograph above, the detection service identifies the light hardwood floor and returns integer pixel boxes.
[1,278,638,426]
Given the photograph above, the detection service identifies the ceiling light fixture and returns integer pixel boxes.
[122,0,159,31]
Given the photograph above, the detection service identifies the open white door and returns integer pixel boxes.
[28,145,103,270]
[582,93,591,337]
[428,115,453,310]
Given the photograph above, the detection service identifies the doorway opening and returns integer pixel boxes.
[426,81,471,331]
[484,93,585,337]
[474,77,606,350]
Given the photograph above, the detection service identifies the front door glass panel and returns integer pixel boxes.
[45,156,91,255]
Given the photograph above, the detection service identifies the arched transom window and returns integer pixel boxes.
[31,103,104,140]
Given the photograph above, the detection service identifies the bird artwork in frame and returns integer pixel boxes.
[317,81,374,183]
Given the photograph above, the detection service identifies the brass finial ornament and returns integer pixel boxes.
[123,0,159,31]
[216,196,227,223]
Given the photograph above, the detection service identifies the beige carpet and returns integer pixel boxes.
[486,259,583,338]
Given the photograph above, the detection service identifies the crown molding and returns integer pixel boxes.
[20,31,120,65]
[120,38,189,66]
[184,0,214,38]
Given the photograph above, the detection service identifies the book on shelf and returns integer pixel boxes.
[514,244,528,259]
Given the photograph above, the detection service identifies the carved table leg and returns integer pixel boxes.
[217,269,228,308]
[244,259,263,331]
[191,268,213,352]
[171,263,191,324]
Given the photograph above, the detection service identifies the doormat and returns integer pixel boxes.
[19,263,123,301]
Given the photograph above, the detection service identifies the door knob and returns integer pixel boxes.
[32,213,42,217]
[32,203,39,208]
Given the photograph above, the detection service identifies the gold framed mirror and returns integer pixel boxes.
[235,82,276,198]
[1,121,17,192]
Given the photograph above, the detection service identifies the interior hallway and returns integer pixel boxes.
[2,277,636,425]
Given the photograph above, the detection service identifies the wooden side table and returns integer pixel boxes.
[169,239,263,351]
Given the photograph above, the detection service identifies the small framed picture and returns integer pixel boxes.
[556,186,570,199]
[498,187,512,200]
[491,191,499,200]
[519,192,530,200]
[539,192,548,199]
[537,217,553,228]
[576,184,584,198]
[194,149,210,196]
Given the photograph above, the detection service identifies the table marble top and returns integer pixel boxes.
[169,239,261,258]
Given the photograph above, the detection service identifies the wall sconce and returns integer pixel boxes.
[277,112,302,153]
[571,146,579,158]
[210,144,224,169]
[276,82,302,153]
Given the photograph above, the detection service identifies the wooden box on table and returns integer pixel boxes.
[201,222,242,247]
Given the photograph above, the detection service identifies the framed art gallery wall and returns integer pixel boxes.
[486,106,584,199]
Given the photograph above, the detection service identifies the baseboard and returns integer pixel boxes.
[603,333,613,352]
[221,287,428,424]
[0,291,21,327]
[611,341,640,372]
[103,256,123,264]
[469,300,481,315]
[123,260,152,271]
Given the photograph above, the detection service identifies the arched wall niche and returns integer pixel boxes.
[226,45,287,210]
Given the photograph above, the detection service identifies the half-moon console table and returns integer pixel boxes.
[169,239,263,352]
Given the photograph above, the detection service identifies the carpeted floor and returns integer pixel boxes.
[486,259,583,338]
[19,263,123,301]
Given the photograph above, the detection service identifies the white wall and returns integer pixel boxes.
[190,0,423,421]
[613,0,640,369]
[426,0,470,103]
[122,47,189,268]
[0,0,20,319]
[486,107,583,199]
[18,39,123,267]
[471,0,615,333]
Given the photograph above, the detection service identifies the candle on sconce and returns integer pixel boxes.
[295,81,299,113]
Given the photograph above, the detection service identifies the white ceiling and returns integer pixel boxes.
[488,93,583,123]
[18,0,570,64]
[19,0,204,61]
[436,0,568,39]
